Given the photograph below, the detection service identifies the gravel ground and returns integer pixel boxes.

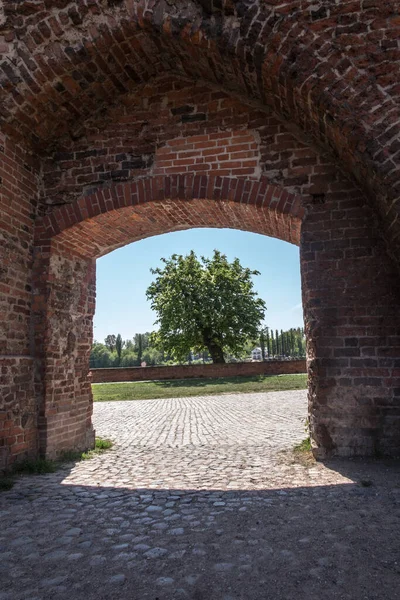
[1,390,400,600]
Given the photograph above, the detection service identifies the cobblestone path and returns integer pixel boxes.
[1,391,400,600]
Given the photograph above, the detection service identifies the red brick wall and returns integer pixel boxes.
[153,130,261,178]
[0,134,40,470]
[302,189,400,457]
[32,244,96,459]
[41,78,340,209]
[90,360,307,384]
[0,357,37,469]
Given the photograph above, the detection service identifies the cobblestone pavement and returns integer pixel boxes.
[1,391,400,600]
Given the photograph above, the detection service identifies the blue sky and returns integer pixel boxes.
[94,228,304,343]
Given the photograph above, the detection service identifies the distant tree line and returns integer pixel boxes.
[259,327,305,359]
[90,333,161,368]
[90,326,305,368]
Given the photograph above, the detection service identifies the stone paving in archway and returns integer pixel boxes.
[1,390,400,600]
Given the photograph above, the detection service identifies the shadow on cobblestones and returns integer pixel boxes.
[2,393,399,599]
[1,458,400,600]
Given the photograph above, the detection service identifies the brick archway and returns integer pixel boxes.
[27,173,400,462]
[33,175,305,459]
[1,2,400,469]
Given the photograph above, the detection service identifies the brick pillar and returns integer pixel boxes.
[301,190,400,458]
[0,134,40,469]
[33,242,96,459]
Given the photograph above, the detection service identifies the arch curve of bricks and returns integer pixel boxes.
[36,176,304,257]
[1,1,400,467]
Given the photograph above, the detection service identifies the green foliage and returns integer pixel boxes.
[104,334,116,352]
[146,250,266,363]
[260,328,266,360]
[134,332,150,352]
[90,326,305,367]
[91,323,304,368]
[137,333,143,363]
[91,332,161,368]
[293,437,312,453]
[80,437,113,460]
[95,438,113,450]
[90,341,114,368]
[60,437,113,461]
[120,352,137,367]
[291,436,315,466]
[142,347,163,366]
[259,327,306,359]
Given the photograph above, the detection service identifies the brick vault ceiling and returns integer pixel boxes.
[1,0,400,258]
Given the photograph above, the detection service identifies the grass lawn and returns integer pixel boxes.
[92,373,307,402]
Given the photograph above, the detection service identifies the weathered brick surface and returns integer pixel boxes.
[0,357,37,470]
[154,129,262,179]
[35,176,304,256]
[90,360,307,384]
[302,190,400,457]
[1,2,400,258]
[0,135,39,355]
[32,245,96,459]
[40,77,332,209]
[1,1,400,463]
[0,133,40,469]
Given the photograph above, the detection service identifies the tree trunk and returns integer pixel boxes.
[207,342,225,364]
[202,329,225,364]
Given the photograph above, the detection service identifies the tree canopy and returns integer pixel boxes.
[146,250,266,363]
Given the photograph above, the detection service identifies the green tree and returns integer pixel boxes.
[297,332,305,357]
[146,250,266,364]
[260,328,266,361]
[90,342,113,368]
[115,333,123,365]
[143,332,151,350]
[290,328,296,355]
[104,334,116,353]
[124,339,134,352]
[137,333,143,364]
[266,327,271,357]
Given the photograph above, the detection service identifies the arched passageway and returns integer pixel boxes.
[30,174,400,461]
[33,175,304,458]
[1,1,400,468]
